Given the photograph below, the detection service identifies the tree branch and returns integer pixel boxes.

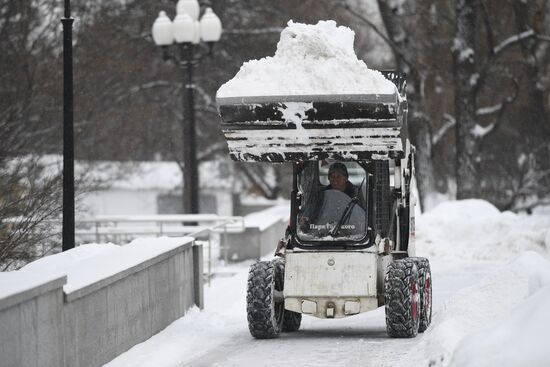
[344,1,412,69]
[480,0,496,56]
[223,27,283,35]
[432,113,456,145]
[473,77,520,140]
[493,29,535,55]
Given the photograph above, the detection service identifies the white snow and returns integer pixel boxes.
[5,199,550,366]
[10,155,234,191]
[448,253,550,367]
[0,237,193,295]
[101,199,550,366]
[416,199,550,261]
[471,123,494,138]
[217,20,397,97]
[0,270,64,301]
[243,204,289,231]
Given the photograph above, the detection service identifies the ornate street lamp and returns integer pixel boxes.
[152,0,222,214]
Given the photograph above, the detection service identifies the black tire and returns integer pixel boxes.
[374,160,391,237]
[415,257,432,332]
[282,310,302,332]
[246,261,284,338]
[385,258,420,338]
[273,258,302,332]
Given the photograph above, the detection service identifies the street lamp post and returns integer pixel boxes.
[62,0,75,251]
[152,1,222,214]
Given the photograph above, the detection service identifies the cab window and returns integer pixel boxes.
[296,161,368,242]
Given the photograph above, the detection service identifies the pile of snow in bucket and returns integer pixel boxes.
[416,199,550,261]
[216,20,396,97]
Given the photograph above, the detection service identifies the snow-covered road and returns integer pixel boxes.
[105,200,550,367]
[178,259,497,367]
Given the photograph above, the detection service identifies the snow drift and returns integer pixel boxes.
[449,252,550,367]
[416,199,550,261]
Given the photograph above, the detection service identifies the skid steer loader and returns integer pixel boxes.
[217,71,432,339]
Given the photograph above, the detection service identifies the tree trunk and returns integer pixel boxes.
[453,0,478,199]
[409,114,436,210]
[376,0,436,211]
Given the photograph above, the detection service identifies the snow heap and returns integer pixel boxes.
[449,252,550,367]
[216,20,397,97]
[396,251,550,367]
[416,199,550,261]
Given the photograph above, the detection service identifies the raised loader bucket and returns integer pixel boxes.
[217,71,408,163]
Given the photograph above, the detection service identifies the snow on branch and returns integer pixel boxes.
[493,29,535,55]
[470,123,494,138]
[433,114,456,145]
[115,81,174,103]
[224,28,283,35]
[197,142,227,162]
[193,85,214,107]
[476,103,502,116]
[472,78,519,139]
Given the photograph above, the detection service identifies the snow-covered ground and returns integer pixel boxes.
[105,199,550,367]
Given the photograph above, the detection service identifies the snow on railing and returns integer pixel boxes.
[3,214,245,285]
[74,214,245,242]
[75,215,245,286]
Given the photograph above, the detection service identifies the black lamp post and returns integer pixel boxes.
[152,1,222,214]
[62,0,75,251]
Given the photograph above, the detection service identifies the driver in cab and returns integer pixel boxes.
[325,162,366,209]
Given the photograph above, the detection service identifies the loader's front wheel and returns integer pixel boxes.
[385,258,420,338]
[246,261,284,338]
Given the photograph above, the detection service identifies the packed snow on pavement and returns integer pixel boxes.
[104,199,550,367]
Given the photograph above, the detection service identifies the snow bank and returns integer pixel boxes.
[416,199,550,261]
[2,237,193,294]
[450,252,550,367]
[217,20,396,97]
[398,252,550,367]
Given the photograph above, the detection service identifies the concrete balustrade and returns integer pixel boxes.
[0,237,203,367]
[0,276,66,367]
[224,205,289,261]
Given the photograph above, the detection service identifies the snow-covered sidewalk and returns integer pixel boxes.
[105,200,550,367]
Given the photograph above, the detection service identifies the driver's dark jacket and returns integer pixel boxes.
[323,181,366,209]
[298,182,366,233]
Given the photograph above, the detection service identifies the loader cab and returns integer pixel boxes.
[291,160,374,249]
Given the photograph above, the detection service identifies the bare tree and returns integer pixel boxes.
[348,0,550,210]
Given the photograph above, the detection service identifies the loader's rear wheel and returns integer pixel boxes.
[246,261,284,338]
[416,258,432,332]
[385,258,420,338]
[273,258,302,332]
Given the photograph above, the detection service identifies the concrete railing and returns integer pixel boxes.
[0,237,202,367]
[224,205,289,261]
[0,275,66,367]
[73,214,245,244]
